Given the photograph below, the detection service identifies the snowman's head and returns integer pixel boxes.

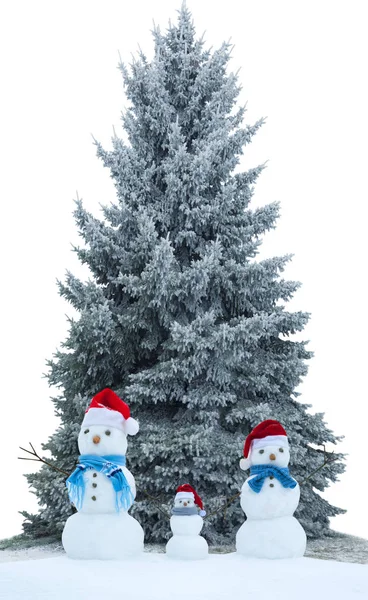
[250,444,290,468]
[78,424,128,456]
[240,420,290,470]
[78,389,139,456]
[174,496,196,509]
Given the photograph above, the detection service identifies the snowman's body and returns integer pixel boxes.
[236,443,306,559]
[166,496,208,560]
[236,515,306,560]
[62,512,143,560]
[240,473,300,520]
[78,465,136,514]
[62,421,144,560]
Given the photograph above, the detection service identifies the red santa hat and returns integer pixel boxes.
[239,419,288,470]
[81,388,139,436]
[175,484,206,517]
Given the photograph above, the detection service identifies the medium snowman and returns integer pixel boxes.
[236,419,306,559]
[166,484,208,560]
[62,388,144,559]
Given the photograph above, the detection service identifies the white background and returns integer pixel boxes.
[0,0,367,540]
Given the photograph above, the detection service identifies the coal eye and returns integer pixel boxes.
[259,449,264,454]
[84,429,89,434]
[279,448,284,453]
[105,430,111,436]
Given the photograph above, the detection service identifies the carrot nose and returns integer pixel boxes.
[93,435,101,444]
[184,502,187,506]
[269,453,276,460]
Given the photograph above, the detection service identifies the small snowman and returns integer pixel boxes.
[166,484,208,560]
[236,419,306,559]
[62,388,144,559]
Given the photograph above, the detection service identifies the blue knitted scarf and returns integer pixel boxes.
[66,454,133,512]
[248,465,297,493]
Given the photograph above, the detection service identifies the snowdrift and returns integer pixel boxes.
[1,552,367,600]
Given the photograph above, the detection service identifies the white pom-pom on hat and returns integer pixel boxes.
[124,416,139,436]
[239,457,251,471]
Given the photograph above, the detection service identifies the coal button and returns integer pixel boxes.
[270,484,274,488]
[92,483,97,488]
[92,496,97,501]
[93,473,97,478]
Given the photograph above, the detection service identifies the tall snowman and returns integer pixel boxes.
[62,388,144,559]
[166,484,208,560]
[236,419,306,559]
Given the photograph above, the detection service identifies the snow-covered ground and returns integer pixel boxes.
[1,552,367,600]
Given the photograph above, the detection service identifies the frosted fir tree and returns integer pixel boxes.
[22,5,345,542]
